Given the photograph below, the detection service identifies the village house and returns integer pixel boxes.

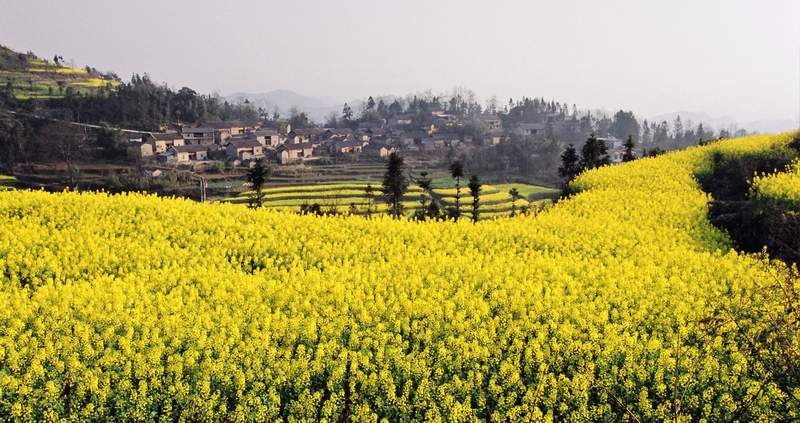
[276,142,315,164]
[322,128,353,140]
[205,121,261,143]
[148,132,185,153]
[515,123,547,137]
[181,126,216,145]
[286,128,322,144]
[329,139,367,155]
[479,114,502,131]
[251,128,284,147]
[225,138,264,161]
[162,144,209,163]
[422,133,460,150]
[484,130,507,146]
[365,144,397,158]
[388,114,413,128]
[127,141,153,159]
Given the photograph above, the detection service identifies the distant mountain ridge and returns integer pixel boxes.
[649,111,797,135]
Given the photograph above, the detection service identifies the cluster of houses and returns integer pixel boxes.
[126,112,514,168]
[126,110,631,167]
[127,121,386,167]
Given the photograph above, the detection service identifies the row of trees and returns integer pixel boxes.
[245,154,486,222]
[2,74,261,131]
[558,134,641,187]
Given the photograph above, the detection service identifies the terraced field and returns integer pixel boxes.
[225,181,556,219]
[0,50,119,100]
[0,175,15,191]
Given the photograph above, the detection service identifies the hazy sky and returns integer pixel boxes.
[1,0,799,123]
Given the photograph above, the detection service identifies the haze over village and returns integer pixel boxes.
[0,1,799,421]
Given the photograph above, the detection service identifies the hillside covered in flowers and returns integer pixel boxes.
[0,133,798,421]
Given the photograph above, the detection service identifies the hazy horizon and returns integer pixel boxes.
[2,0,799,126]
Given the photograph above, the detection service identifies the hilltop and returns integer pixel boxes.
[0,45,120,100]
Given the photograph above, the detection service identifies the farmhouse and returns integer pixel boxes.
[479,114,502,130]
[287,128,322,144]
[169,145,209,163]
[276,142,315,164]
[251,129,283,147]
[322,128,354,140]
[181,126,216,145]
[366,145,397,158]
[330,139,367,154]
[127,142,153,159]
[226,138,264,160]
[515,123,546,137]
[206,121,261,143]
[149,132,185,153]
[388,114,413,127]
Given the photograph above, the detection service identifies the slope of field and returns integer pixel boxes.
[0,133,797,420]
[0,46,120,100]
[752,158,800,206]
[0,175,15,191]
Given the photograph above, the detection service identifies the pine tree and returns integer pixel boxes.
[622,135,636,162]
[342,103,353,123]
[449,160,465,220]
[580,134,610,170]
[508,188,521,217]
[558,144,581,183]
[414,172,433,221]
[246,159,271,209]
[381,153,408,218]
[364,184,375,218]
[468,175,482,223]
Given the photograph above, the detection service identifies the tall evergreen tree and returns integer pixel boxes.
[414,172,433,221]
[364,184,375,218]
[342,103,353,123]
[580,134,610,170]
[449,160,465,220]
[381,153,408,218]
[508,187,521,217]
[246,159,271,209]
[622,135,636,162]
[558,144,581,183]
[468,175,482,223]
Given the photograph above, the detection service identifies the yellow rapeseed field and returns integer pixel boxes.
[752,158,800,206]
[0,133,797,421]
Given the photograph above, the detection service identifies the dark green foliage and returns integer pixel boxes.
[381,153,408,218]
[468,175,481,223]
[364,184,376,217]
[508,188,521,217]
[299,203,323,216]
[622,135,636,162]
[610,110,640,141]
[789,136,800,153]
[579,134,610,170]
[558,144,581,184]
[42,75,259,131]
[449,160,464,220]
[700,150,799,264]
[246,159,271,209]
[413,172,433,221]
[645,147,666,157]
